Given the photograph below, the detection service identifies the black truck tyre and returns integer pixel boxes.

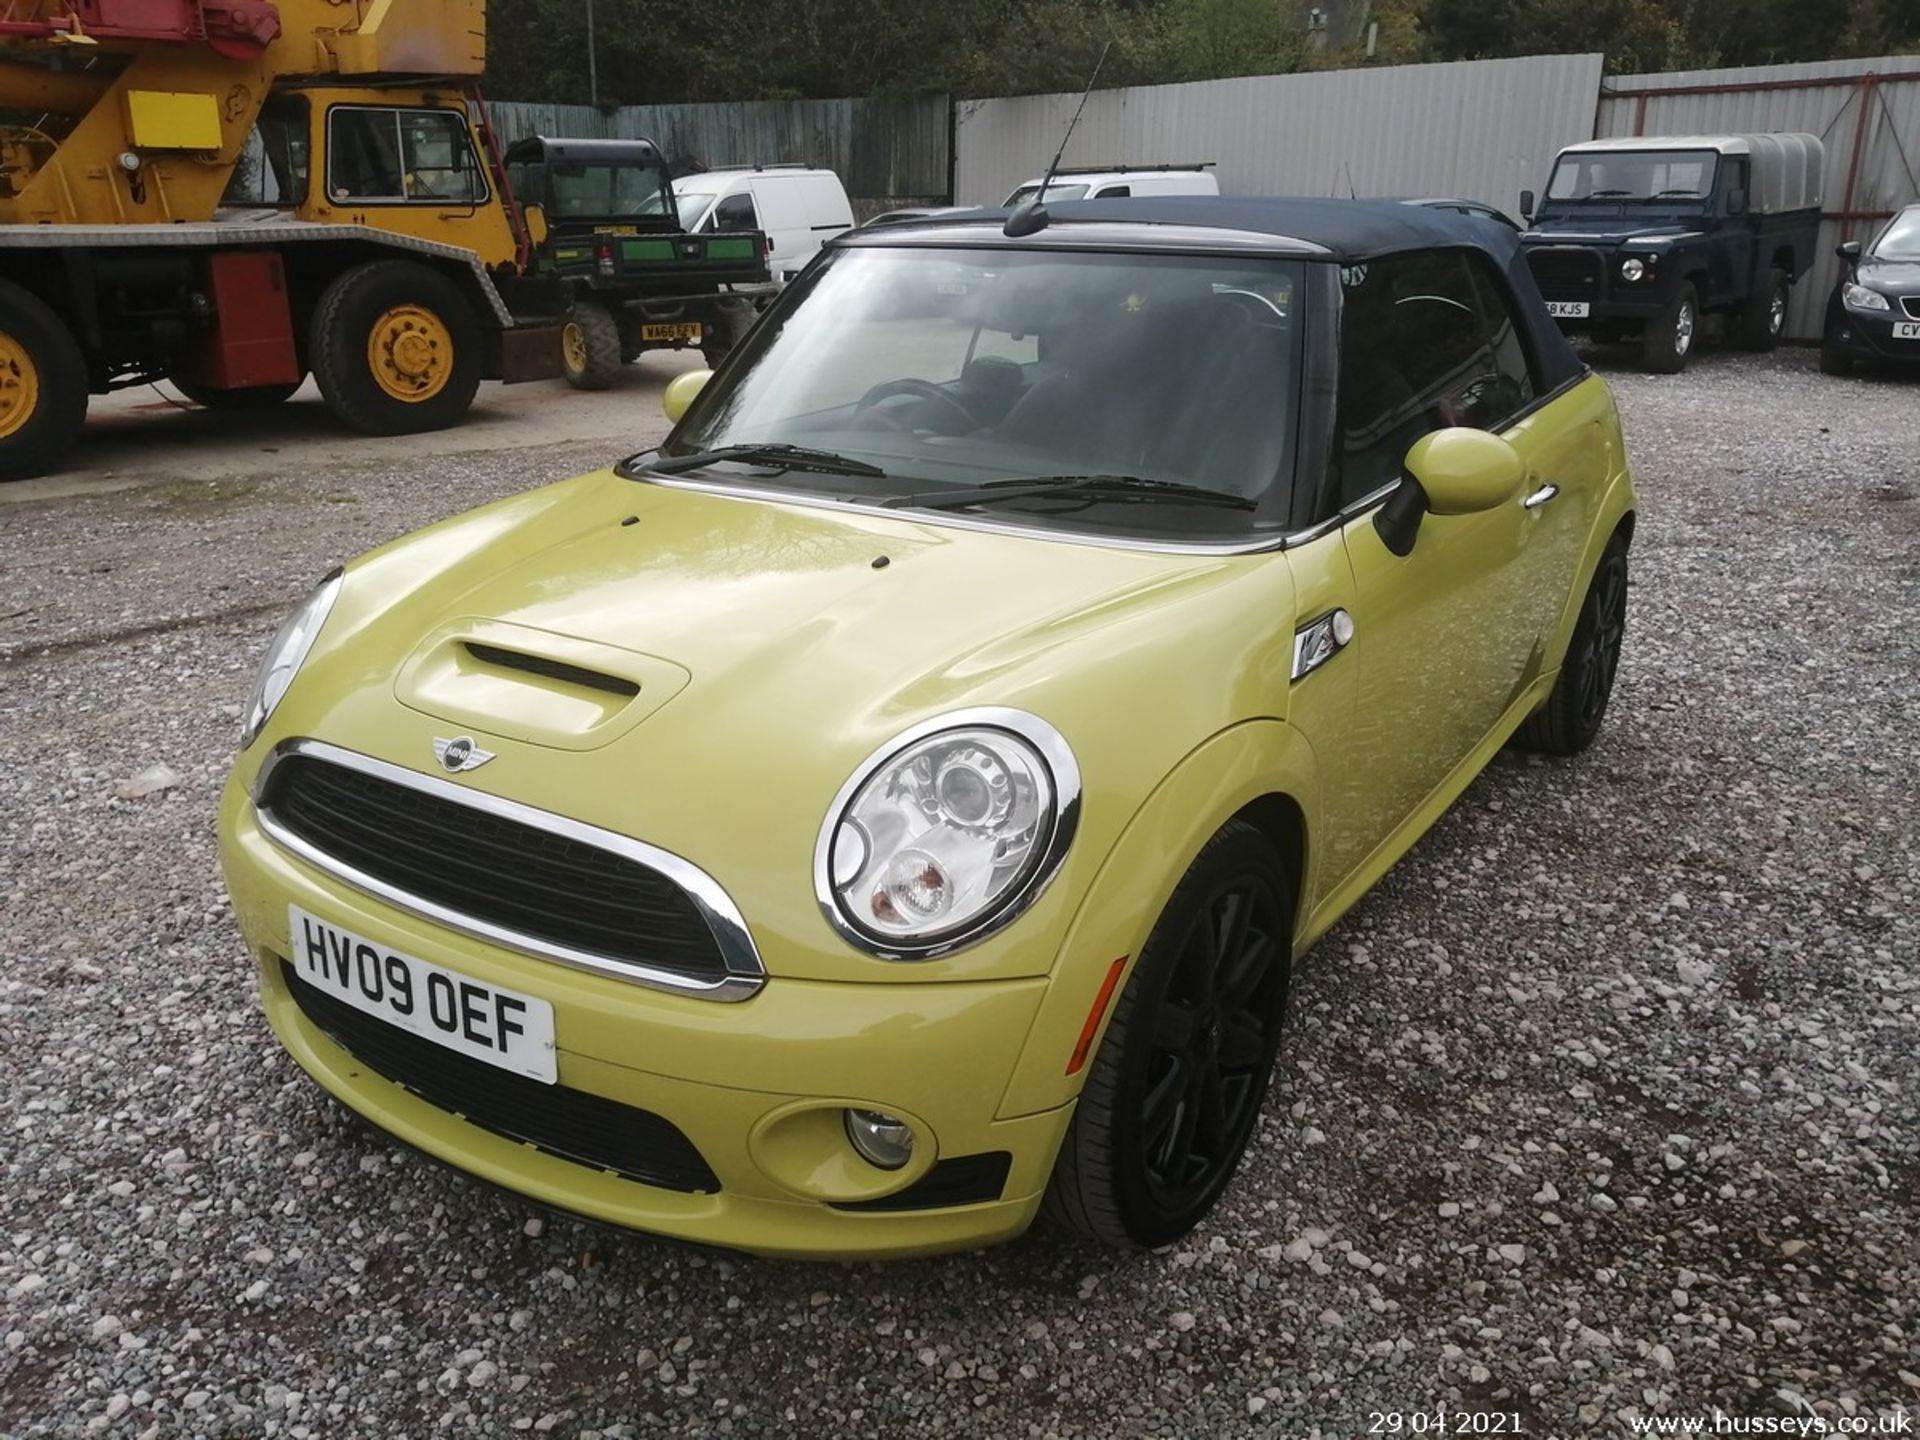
[1738,267,1789,352]
[0,278,89,483]
[1641,281,1698,374]
[1044,821,1293,1249]
[171,377,304,410]
[700,298,755,369]
[561,299,623,391]
[311,260,482,436]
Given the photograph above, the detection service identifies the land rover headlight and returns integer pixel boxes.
[816,709,1080,958]
[1843,282,1890,313]
[1619,257,1646,282]
[240,570,342,749]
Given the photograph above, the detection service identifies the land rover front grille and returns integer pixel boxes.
[257,750,746,990]
[1526,248,1602,301]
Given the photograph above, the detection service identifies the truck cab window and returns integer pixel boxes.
[224,96,310,206]
[328,108,483,204]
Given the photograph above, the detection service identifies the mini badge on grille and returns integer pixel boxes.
[432,736,496,774]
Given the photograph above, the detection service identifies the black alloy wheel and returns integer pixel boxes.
[1514,533,1629,755]
[1045,821,1292,1248]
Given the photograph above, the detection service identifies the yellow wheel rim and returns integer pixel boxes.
[367,305,454,404]
[0,329,39,441]
[562,320,588,377]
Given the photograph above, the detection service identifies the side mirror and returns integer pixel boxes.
[1374,428,1526,557]
[661,368,712,424]
[522,202,549,248]
[1726,187,1748,215]
[1519,189,1535,223]
[1836,239,1863,264]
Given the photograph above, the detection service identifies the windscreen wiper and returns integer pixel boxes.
[638,443,889,479]
[1586,188,1635,198]
[882,473,1256,512]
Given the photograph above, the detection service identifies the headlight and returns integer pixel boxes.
[1619,257,1646,282]
[814,708,1080,958]
[240,571,342,749]
[1843,282,1890,313]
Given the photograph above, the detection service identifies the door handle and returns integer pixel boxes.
[1522,482,1561,509]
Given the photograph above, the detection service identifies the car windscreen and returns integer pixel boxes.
[1004,183,1090,206]
[653,245,1306,545]
[545,159,672,219]
[675,189,717,229]
[1874,208,1920,259]
[1546,150,1719,202]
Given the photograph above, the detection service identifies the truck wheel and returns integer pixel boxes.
[700,299,754,369]
[561,300,623,391]
[311,261,481,436]
[1641,282,1697,374]
[1738,268,1789,351]
[171,377,303,411]
[0,279,88,483]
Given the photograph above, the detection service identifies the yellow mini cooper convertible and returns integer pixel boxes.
[220,197,1636,1258]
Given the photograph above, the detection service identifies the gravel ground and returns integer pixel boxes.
[2,348,1915,1439]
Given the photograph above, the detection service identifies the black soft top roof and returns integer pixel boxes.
[842,196,1586,391]
[904,196,1514,262]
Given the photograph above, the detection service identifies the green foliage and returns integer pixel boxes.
[482,0,1920,104]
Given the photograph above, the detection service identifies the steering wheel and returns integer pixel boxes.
[853,377,980,432]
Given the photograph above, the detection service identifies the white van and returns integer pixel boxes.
[1002,164,1219,206]
[672,166,855,283]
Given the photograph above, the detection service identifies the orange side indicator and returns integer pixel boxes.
[1066,957,1129,1075]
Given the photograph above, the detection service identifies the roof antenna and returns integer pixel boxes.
[1005,40,1112,238]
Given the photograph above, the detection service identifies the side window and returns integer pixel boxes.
[711,192,758,232]
[1334,250,1538,510]
[1096,184,1131,198]
[328,108,484,204]
[223,95,310,206]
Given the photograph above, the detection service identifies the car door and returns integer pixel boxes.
[1310,250,1550,883]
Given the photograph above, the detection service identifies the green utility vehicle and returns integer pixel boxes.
[505,136,772,387]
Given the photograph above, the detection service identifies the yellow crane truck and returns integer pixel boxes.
[0,0,567,480]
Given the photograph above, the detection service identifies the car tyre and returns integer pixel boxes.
[311,260,482,436]
[562,298,623,391]
[1641,282,1697,373]
[1044,820,1293,1249]
[1738,267,1789,351]
[0,277,89,483]
[1514,534,1629,756]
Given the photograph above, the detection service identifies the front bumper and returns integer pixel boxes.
[1825,305,1920,364]
[221,781,1074,1259]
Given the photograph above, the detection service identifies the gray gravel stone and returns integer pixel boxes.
[1,348,1915,1437]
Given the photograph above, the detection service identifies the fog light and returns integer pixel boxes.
[844,1109,914,1170]
[1620,257,1646,282]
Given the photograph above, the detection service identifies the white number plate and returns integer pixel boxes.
[288,905,557,1084]
[1893,321,1920,340]
[1545,301,1590,318]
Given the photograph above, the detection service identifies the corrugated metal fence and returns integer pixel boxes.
[953,55,1607,217]
[485,95,950,204]
[1598,56,1920,339]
